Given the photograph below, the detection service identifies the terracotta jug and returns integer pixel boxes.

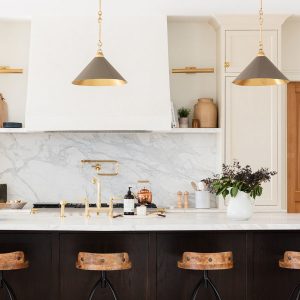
[194,98,217,128]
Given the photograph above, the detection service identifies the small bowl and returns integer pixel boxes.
[0,201,27,209]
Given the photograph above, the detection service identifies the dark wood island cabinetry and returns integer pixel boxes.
[0,231,299,300]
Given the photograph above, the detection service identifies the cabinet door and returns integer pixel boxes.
[26,16,171,131]
[287,82,300,212]
[225,30,278,73]
[225,77,279,207]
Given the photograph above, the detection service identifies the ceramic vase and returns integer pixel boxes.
[194,98,218,128]
[226,191,254,221]
[179,117,189,128]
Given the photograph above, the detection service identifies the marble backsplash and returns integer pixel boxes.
[0,133,218,208]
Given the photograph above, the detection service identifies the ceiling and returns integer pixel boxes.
[0,0,299,18]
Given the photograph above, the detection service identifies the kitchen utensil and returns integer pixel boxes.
[177,191,183,208]
[184,191,189,208]
[198,181,206,191]
[191,181,198,191]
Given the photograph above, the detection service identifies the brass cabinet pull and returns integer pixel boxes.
[224,62,230,69]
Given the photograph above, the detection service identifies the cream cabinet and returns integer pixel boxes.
[225,77,280,207]
[225,30,278,73]
[26,15,171,131]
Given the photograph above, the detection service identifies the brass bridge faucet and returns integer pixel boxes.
[81,160,119,217]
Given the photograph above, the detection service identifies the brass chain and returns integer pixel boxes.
[258,0,264,54]
[97,0,103,55]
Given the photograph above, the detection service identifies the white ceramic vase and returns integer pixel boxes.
[179,117,189,128]
[226,191,254,221]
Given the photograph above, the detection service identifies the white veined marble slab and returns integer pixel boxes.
[0,211,300,231]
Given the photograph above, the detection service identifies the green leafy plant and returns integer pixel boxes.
[202,161,277,199]
[177,107,191,118]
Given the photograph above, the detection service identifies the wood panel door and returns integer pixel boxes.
[59,232,154,300]
[225,30,278,73]
[225,77,279,208]
[0,232,57,300]
[287,82,300,212]
[156,232,247,300]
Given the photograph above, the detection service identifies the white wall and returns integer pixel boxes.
[0,0,299,19]
[0,20,30,125]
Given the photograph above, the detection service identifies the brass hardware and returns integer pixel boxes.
[232,0,289,86]
[147,208,166,217]
[83,195,122,218]
[172,67,214,74]
[72,0,127,86]
[224,62,230,69]
[81,160,119,176]
[83,198,90,218]
[60,200,68,218]
[0,66,23,74]
[30,208,38,215]
[81,160,120,216]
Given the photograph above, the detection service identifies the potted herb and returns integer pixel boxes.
[202,161,277,220]
[177,107,191,128]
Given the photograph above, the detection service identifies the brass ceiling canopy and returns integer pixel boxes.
[72,0,127,86]
[233,0,289,86]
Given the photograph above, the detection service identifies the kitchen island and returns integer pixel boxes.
[0,211,300,300]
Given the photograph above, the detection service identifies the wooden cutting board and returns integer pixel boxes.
[0,94,8,128]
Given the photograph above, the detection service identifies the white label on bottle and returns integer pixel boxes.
[124,199,135,213]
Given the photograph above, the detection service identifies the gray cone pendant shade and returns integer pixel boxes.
[72,53,127,86]
[233,0,289,86]
[72,0,127,86]
[233,52,289,86]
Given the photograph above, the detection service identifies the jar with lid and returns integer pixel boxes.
[136,180,152,205]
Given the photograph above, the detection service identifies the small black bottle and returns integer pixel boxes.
[124,187,135,215]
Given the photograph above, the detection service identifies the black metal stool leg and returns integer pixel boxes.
[288,283,300,300]
[88,278,102,300]
[2,279,17,300]
[105,276,118,300]
[296,286,300,300]
[0,271,17,300]
[191,270,222,300]
[191,278,204,300]
[207,277,222,300]
[88,271,118,300]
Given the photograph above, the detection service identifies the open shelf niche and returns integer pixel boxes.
[0,18,31,130]
[167,16,219,130]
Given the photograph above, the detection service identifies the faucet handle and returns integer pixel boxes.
[60,200,68,218]
[83,198,90,218]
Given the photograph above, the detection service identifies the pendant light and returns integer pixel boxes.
[72,0,127,86]
[233,0,289,86]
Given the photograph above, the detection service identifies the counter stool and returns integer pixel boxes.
[0,251,29,300]
[76,252,132,300]
[279,251,300,299]
[178,251,233,300]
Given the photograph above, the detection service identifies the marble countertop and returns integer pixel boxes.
[0,209,300,231]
